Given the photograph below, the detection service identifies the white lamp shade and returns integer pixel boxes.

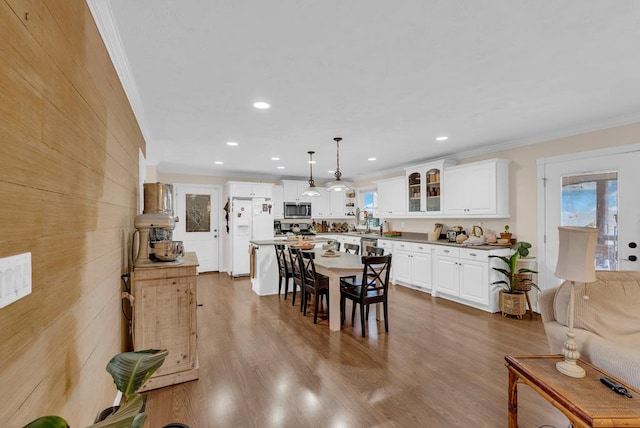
[302,185,321,197]
[326,180,350,192]
[555,226,598,283]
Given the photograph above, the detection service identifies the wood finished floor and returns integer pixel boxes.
[143,272,568,428]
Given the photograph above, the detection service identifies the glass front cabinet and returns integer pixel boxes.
[404,160,457,216]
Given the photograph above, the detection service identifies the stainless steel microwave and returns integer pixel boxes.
[284,202,312,219]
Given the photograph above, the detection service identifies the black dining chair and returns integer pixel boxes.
[366,246,384,256]
[343,243,360,255]
[340,255,392,337]
[275,244,293,299]
[288,247,305,309]
[301,251,330,324]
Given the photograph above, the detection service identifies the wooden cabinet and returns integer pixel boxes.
[228,182,273,198]
[405,160,456,216]
[281,180,310,202]
[132,253,199,391]
[393,241,432,292]
[375,176,406,217]
[442,158,510,218]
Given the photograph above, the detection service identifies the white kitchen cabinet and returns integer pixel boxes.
[376,239,395,281]
[228,182,273,198]
[281,180,311,202]
[312,188,348,218]
[442,158,510,218]
[433,245,511,312]
[375,176,406,217]
[405,160,457,216]
[393,241,432,292]
[343,190,356,217]
[272,185,284,218]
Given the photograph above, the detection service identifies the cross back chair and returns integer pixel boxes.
[366,246,384,256]
[340,255,392,337]
[301,251,330,324]
[274,244,293,299]
[343,242,360,255]
[288,247,305,309]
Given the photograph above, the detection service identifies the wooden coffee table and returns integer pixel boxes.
[505,355,640,428]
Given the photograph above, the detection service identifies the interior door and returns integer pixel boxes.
[538,147,640,290]
[173,184,220,273]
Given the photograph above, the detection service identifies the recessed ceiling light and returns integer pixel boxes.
[277,166,285,169]
[226,141,238,146]
[327,170,335,174]
[271,157,280,161]
[368,157,377,161]
[214,161,223,165]
[435,136,448,141]
[308,160,316,164]
[253,101,270,109]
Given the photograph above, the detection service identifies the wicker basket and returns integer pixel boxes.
[499,290,527,318]
[513,273,533,292]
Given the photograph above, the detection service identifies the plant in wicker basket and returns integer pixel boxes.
[490,241,539,293]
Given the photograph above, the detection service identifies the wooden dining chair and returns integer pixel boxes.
[301,251,330,324]
[366,246,384,256]
[288,247,305,310]
[343,243,360,255]
[340,255,392,337]
[275,244,293,299]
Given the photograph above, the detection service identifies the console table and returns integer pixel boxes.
[505,355,640,428]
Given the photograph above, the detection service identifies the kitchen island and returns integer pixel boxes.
[249,237,332,296]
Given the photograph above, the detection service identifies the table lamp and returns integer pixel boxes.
[554,226,598,378]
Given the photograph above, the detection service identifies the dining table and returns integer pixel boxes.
[310,247,367,331]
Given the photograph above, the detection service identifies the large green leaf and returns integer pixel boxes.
[105,349,168,400]
[88,394,144,428]
[23,416,69,428]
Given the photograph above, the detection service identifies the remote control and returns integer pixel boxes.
[600,376,633,398]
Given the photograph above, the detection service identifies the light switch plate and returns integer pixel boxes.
[0,252,32,309]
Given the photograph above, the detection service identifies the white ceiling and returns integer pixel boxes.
[89,1,640,182]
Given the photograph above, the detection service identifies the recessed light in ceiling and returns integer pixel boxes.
[368,157,377,161]
[435,136,448,141]
[277,166,285,169]
[327,170,335,174]
[253,101,270,109]
[214,161,223,165]
[271,157,280,161]
[226,141,238,146]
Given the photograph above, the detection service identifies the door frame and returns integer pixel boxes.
[536,142,640,291]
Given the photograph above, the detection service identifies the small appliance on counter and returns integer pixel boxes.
[446,226,466,242]
[134,182,184,267]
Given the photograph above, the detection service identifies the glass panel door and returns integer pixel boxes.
[408,172,421,213]
[561,172,618,270]
[426,168,441,212]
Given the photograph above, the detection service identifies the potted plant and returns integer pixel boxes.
[500,225,512,241]
[24,349,169,428]
[490,241,539,318]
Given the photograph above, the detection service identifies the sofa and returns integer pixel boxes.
[539,270,640,389]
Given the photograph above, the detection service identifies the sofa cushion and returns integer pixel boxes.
[553,271,640,350]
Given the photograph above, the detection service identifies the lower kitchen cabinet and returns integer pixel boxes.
[131,252,199,391]
[393,241,432,292]
[433,246,510,312]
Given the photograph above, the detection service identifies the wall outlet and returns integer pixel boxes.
[0,252,32,309]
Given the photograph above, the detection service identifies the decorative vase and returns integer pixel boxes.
[499,290,527,318]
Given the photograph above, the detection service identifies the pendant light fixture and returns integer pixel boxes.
[326,137,350,192]
[302,151,321,197]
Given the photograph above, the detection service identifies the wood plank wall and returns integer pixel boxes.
[0,0,145,425]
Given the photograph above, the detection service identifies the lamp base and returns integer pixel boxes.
[556,359,586,378]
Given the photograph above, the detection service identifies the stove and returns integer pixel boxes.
[279,222,316,236]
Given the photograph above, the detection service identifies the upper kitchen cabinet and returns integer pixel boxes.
[272,185,284,218]
[228,182,273,198]
[281,180,311,203]
[312,188,350,218]
[442,158,510,218]
[375,176,406,217]
[404,160,457,216]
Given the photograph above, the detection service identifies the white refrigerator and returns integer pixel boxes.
[230,197,274,276]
